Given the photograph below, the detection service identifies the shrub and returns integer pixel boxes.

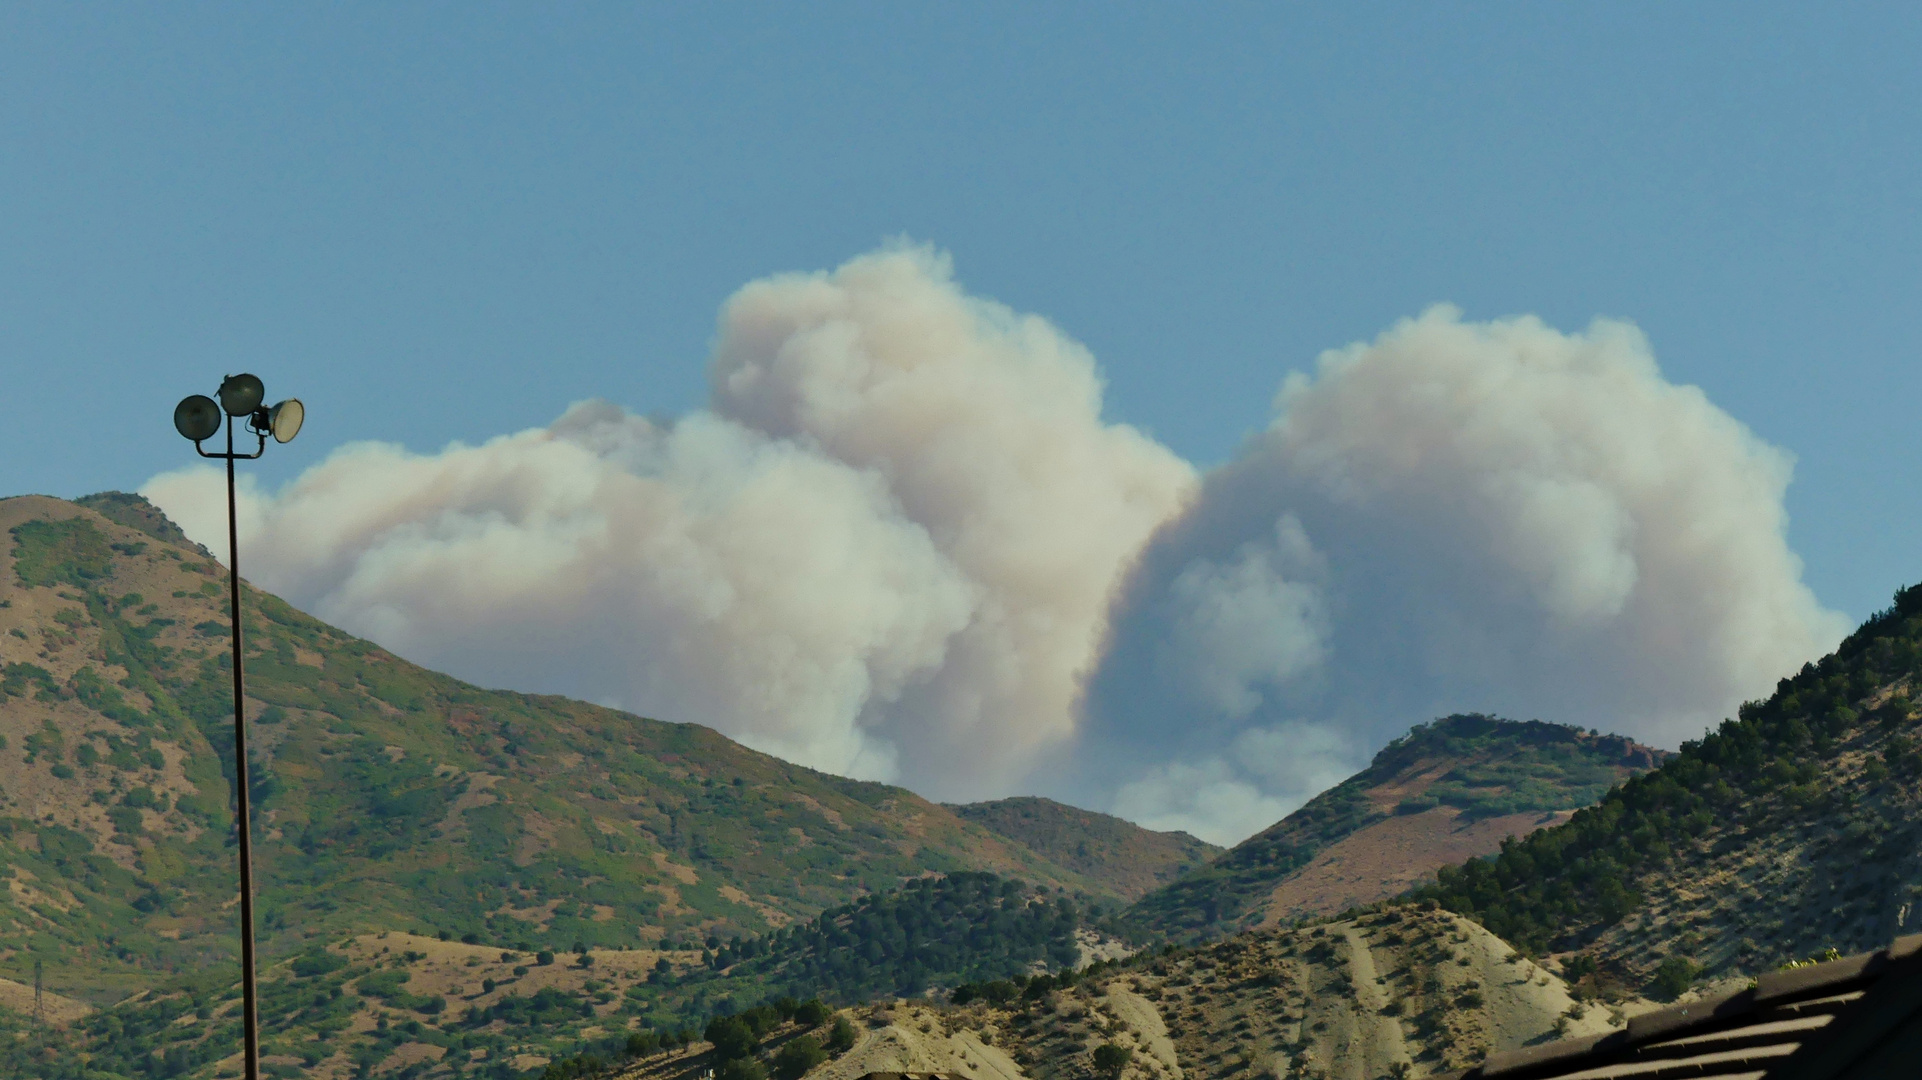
[1092,1043,1133,1078]
[291,952,347,978]
[536,950,555,966]
[773,1035,827,1080]
[794,998,831,1028]
[626,1031,661,1057]
[718,1059,766,1080]
[824,1016,856,1055]
[1651,957,1698,1000]
[706,1016,757,1060]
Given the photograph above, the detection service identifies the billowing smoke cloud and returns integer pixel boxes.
[1075,306,1848,842]
[145,253,1847,845]
[146,246,1196,797]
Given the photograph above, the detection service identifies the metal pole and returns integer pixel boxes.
[226,415,262,1080]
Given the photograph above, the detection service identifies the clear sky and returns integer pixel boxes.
[4,3,1919,624]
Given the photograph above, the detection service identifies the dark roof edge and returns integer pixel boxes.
[1768,933,1922,1080]
[1463,933,1922,1080]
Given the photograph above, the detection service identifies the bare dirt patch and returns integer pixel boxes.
[1259,807,1574,924]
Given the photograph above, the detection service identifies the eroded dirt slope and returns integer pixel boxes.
[1129,716,1667,939]
[765,907,1645,1080]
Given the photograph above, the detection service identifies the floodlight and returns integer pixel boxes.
[174,395,223,441]
[218,373,266,416]
[267,399,304,443]
[168,370,305,1080]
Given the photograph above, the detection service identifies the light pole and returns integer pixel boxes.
[173,375,303,1080]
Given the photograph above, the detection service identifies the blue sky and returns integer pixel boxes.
[4,3,1920,623]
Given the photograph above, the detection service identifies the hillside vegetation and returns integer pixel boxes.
[690,904,1639,1080]
[627,873,1091,1026]
[947,799,1219,901]
[1419,584,1922,987]
[0,494,1150,1010]
[0,873,1101,1080]
[1127,715,1666,939]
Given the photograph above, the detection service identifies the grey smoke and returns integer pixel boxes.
[146,253,1845,845]
[1076,306,1847,841]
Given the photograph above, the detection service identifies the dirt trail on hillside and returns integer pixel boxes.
[1339,925,1413,1079]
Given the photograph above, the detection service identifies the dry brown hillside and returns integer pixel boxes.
[1130,716,1667,939]
[601,907,1649,1080]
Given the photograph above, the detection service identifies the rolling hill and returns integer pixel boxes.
[945,798,1220,901]
[0,493,1160,1012]
[1126,715,1668,939]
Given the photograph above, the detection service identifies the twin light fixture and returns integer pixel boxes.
[170,373,302,1080]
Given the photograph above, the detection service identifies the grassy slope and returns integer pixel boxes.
[1126,716,1668,940]
[945,798,1221,903]
[1418,585,1922,987]
[0,494,1118,1011]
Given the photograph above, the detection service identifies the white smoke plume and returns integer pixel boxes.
[145,246,1196,797]
[145,254,1847,845]
[1075,306,1848,842]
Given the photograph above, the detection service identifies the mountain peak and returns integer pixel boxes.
[1127,714,1668,938]
[74,490,209,556]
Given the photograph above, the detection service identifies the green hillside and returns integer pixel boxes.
[0,872,1099,1080]
[1126,715,1668,939]
[635,871,1087,1020]
[1417,584,1922,987]
[946,797,1220,901]
[0,494,1120,1011]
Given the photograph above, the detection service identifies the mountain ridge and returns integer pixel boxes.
[0,494,1160,1008]
[1126,714,1669,939]
[943,796,1220,900]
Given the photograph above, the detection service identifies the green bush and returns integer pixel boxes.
[794,998,831,1028]
[773,1035,827,1079]
[718,1058,766,1080]
[706,1016,757,1060]
[824,1016,856,1055]
[1651,957,1698,1000]
[1092,1043,1133,1077]
[291,952,346,978]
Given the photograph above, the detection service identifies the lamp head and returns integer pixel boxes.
[218,373,266,416]
[267,399,304,443]
[173,395,222,442]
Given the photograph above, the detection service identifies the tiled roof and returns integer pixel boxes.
[1439,934,1922,1080]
